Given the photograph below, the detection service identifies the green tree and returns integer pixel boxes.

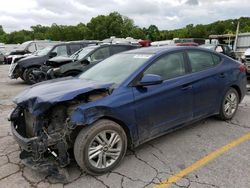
[1,14,250,44]
[146,25,160,41]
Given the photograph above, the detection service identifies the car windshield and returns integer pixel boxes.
[71,46,97,60]
[200,45,215,50]
[16,41,31,50]
[34,46,53,56]
[79,53,152,86]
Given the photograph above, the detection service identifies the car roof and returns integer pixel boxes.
[55,40,100,46]
[100,43,139,47]
[123,46,199,54]
[84,43,139,49]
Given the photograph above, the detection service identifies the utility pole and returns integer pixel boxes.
[233,21,240,52]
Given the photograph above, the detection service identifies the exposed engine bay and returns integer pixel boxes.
[9,89,109,177]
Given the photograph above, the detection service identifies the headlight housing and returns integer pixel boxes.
[53,68,60,72]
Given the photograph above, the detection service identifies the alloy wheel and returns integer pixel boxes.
[224,92,238,117]
[87,130,122,169]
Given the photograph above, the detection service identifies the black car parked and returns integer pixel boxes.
[33,44,140,83]
[9,41,99,84]
[200,44,236,59]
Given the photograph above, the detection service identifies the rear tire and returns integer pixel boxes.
[219,88,239,120]
[74,120,127,175]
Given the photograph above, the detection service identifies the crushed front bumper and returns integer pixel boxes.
[8,62,21,79]
[11,122,38,152]
[9,107,71,179]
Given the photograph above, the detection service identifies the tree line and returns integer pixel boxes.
[0,12,250,44]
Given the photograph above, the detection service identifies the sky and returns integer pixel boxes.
[0,0,249,33]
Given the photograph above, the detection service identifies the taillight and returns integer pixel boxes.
[239,64,247,73]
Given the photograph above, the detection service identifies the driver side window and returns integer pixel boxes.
[52,45,68,57]
[144,52,186,80]
[90,47,110,62]
[28,43,36,53]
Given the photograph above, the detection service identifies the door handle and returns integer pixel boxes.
[219,73,225,78]
[181,84,192,90]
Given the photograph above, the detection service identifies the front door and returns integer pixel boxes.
[132,52,194,143]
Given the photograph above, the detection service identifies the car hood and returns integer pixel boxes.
[18,55,46,67]
[9,49,26,55]
[13,77,113,116]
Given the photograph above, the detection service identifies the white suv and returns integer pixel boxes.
[243,48,250,75]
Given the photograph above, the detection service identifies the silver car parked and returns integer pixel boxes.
[0,51,4,63]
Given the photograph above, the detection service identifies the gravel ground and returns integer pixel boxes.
[0,65,249,188]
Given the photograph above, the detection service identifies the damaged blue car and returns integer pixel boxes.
[9,46,247,175]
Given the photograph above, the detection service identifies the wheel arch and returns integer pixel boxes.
[22,64,41,73]
[73,115,133,149]
[22,65,41,79]
[98,116,133,148]
[230,84,242,101]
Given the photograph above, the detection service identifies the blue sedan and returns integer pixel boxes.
[9,46,247,175]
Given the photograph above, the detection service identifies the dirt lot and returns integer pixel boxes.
[0,64,249,188]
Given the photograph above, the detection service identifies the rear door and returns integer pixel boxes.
[133,51,194,142]
[186,50,225,119]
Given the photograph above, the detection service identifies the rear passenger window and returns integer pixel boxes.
[144,52,186,80]
[187,51,215,72]
[212,54,221,65]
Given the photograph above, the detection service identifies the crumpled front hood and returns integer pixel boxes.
[18,55,46,67]
[13,77,113,116]
[9,49,26,55]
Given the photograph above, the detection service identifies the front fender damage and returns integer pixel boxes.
[69,106,108,129]
[10,89,111,181]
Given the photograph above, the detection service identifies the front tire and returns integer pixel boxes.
[24,67,40,84]
[74,120,127,175]
[219,88,239,120]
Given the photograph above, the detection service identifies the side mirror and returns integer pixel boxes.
[137,74,163,86]
[49,52,57,58]
[87,56,92,62]
[81,59,90,65]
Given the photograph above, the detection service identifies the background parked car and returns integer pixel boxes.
[0,51,4,64]
[4,40,60,64]
[176,42,199,46]
[241,48,250,77]
[45,43,140,80]
[200,44,236,59]
[9,40,99,84]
